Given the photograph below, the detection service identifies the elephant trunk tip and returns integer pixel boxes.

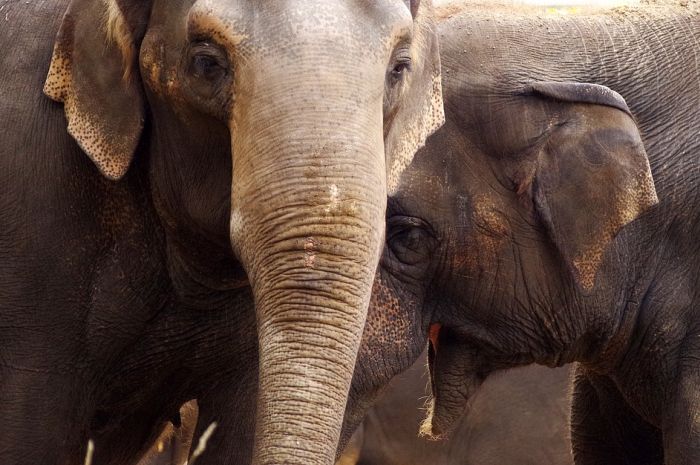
[418,396,457,441]
[419,397,443,441]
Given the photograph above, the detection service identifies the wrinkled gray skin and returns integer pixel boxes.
[340,351,573,465]
[0,0,442,464]
[346,3,700,465]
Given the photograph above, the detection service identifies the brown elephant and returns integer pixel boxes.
[0,0,443,464]
[343,2,700,465]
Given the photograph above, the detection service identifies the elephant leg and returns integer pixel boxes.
[570,365,663,465]
[0,368,88,465]
[663,357,700,465]
[191,368,258,465]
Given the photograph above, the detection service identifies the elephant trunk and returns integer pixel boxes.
[421,326,486,440]
[230,63,386,465]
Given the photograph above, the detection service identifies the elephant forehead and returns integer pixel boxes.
[188,0,412,59]
[451,194,510,275]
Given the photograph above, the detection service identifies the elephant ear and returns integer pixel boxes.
[528,82,658,290]
[44,0,151,180]
[386,0,445,194]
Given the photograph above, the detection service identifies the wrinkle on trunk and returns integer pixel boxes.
[229,57,386,463]
[244,204,384,465]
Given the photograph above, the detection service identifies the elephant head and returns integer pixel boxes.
[349,76,658,442]
[392,81,658,436]
[44,0,443,463]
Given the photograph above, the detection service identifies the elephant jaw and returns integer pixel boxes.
[421,324,486,440]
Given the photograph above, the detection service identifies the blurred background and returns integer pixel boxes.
[435,0,640,9]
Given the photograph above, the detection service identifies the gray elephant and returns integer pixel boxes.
[0,0,442,464]
[343,2,700,465]
[340,351,573,465]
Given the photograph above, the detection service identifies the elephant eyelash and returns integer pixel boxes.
[389,47,413,83]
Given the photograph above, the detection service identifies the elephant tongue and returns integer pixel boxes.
[428,323,442,353]
[421,324,485,440]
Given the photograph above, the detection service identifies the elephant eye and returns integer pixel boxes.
[391,61,411,80]
[183,41,231,117]
[192,54,222,78]
[389,50,412,86]
[387,215,436,266]
[187,42,228,82]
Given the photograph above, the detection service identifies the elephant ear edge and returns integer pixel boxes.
[386,0,445,195]
[44,0,151,181]
[528,81,633,117]
[527,81,658,291]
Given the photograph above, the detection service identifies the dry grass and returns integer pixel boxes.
[84,440,94,465]
[187,422,218,465]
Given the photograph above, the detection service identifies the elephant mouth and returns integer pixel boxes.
[423,323,488,440]
[427,322,441,398]
[425,320,558,439]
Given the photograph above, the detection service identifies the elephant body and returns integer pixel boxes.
[341,352,573,465]
[1,1,443,464]
[350,3,700,465]
[2,2,183,463]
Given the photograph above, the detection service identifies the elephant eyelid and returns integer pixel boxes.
[390,45,412,66]
[187,42,229,74]
[388,56,412,87]
[393,47,412,65]
[387,215,436,239]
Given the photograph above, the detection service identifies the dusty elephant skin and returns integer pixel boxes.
[340,352,573,465]
[345,3,700,465]
[0,0,443,464]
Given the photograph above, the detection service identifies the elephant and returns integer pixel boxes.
[342,2,700,465]
[0,0,443,464]
[339,351,573,465]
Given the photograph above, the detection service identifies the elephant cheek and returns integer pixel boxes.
[452,194,510,276]
[358,274,425,368]
[340,274,427,451]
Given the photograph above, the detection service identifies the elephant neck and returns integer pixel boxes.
[505,252,626,371]
[588,268,697,425]
[143,121,249,305]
